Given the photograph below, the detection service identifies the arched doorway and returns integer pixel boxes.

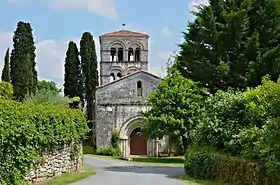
[130,127,147,155]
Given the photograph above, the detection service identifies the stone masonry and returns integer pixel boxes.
[25,143,83,183]
[95,29,167,158]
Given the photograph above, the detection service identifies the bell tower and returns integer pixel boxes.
[99,29,149,85]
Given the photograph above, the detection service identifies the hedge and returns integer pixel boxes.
[0,100,89,185]
[185,148,279,185]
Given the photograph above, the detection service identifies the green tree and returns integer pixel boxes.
[143,58,207,151]
[80,32,99,144]
[63,41,82,98]
[1,48,11,82]
[179,0,280,93]
[10,21,38,100]
[37,80,61,95]
[0,81,13,99]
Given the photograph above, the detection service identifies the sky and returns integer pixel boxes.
[0,0,208,89]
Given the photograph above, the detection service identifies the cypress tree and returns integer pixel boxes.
[80,32,99,144]
[63,41,81,98]
[10,21,38,100]
[1,48,11,82]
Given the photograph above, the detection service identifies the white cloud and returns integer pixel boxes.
[189,0,209,12]
[0,30,100,90]
[149,65,166,78]
[47,0,118,20]
[157,51,173,61]
[160,27,173,38]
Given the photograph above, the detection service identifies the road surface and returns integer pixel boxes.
[71,155,186,185]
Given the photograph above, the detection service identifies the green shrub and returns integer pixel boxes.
[184,148,216,179]
[0,81,13,99]
[111,131,120,149]
[0,100,89,185]
[96,147,121,156]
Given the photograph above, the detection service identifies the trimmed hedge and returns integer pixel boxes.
[96,147,121,156]
[0,100,89,185]
[185,149,279,185]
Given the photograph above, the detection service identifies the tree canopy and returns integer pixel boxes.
[178,0,280,93]
[1,48,11,82]
[10,21,38,100]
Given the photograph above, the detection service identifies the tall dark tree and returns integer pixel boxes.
[80,32,99,144]
[1,48,11,82]
[10,21,38,100]
[63,41,81,98]
[178,0,280,93]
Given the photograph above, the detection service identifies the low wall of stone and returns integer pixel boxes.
[25,143,83,183]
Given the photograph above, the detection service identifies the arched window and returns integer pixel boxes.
[118,48,123,61]
[128,48,134,61]
[137,81,142,96]
[109,73,115,82]
[110,48,117,61]
[116,73,122,80]
[135,48,140,61]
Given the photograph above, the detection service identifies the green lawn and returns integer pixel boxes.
[41,165,95,185]
[176,175,226,185]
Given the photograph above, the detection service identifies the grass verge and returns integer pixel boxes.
[41,165,95,185]
[176,175,226,185]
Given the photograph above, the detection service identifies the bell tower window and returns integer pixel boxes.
[116,73,122,80]
[118,48,123,61]
[109,73,115,82]
[128,48,134,62]
[110,48,117,61]
[135,48,140,61]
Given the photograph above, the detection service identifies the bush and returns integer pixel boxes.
[185,148,279,185]
[96,147,121,156]
[111,131,120,149]
[0,81,13,99]
[184,148,216,179]
[0,100,89,185]
[25,89,71,108]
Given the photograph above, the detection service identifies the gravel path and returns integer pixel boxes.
[71,155,186,185]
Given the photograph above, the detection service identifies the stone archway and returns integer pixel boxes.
[119,116,159,158]
[130,127,147,155]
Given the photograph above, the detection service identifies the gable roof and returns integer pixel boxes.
[100,30,149,38]
[97,70,160,89]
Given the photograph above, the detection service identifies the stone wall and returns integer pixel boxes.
[25,143,83,184]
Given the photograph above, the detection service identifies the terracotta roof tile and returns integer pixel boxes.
[101,30,149,38]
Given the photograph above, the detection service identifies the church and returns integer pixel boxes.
[94,29,168,158]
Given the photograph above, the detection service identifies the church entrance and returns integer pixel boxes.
[130,127,147,155]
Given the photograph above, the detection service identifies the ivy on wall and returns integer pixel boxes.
[0,100,89,185]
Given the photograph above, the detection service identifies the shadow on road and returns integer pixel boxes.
[103,165,184,177]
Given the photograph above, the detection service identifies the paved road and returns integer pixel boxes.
[71,155,186,185]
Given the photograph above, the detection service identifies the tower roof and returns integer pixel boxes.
[101,30,149,38]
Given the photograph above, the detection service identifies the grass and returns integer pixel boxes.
[83,146,185,166]
[176,175,226,185]
[41,165,95,185]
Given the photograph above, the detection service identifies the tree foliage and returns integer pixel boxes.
[63,41,82,98]
[10,21,38,100]
[179,0,280,92]
[143,58,207,150]
[0,100,88,184]
[37,80,61,95]
[80,32,99,121]
[0,82,13,100]
[1,48,11,82]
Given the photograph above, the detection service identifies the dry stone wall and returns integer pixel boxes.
[25,143,83,184]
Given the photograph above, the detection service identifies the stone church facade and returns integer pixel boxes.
[95,29,167,158]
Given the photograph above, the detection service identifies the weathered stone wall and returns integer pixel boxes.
[95,71,160,148]
[25,143,83,183]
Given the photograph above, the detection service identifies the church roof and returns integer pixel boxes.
[101,30,149,38]
[97,70,160,89]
